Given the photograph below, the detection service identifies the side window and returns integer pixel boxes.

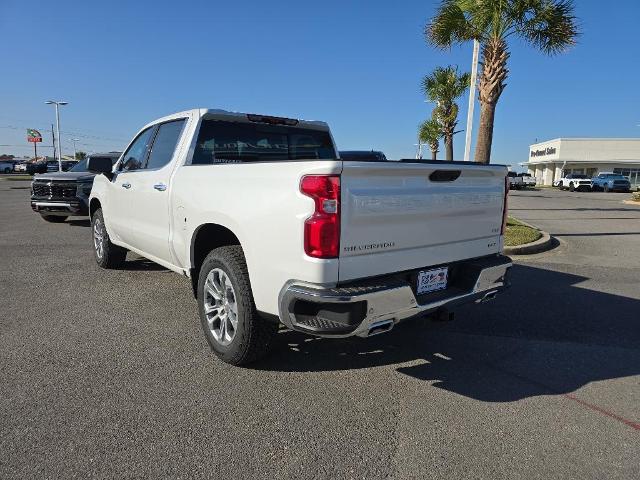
[145,119,187,170]
[120,127,155,171]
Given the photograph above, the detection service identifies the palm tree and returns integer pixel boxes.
[422,66,470,161]
[426,0,579,164]
[418,119,442,160]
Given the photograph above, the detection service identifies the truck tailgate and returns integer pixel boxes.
[338,162,507,282]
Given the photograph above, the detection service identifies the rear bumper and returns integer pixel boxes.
[278,254,512,338]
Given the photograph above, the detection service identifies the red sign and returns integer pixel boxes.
[27,128,42,143]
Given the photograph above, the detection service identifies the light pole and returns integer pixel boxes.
[70,138,79,161]
[463,40,480,162]
[45,100,68,171]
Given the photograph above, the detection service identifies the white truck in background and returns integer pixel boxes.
[520,173,537,188]
[507,171,523,189]
[87,109,512,365]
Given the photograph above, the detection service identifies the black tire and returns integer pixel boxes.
[91,208,126,268]
[569,182,575,192]
[604,184,610,193]
[198,245,278,366]
[3,167,10,174]
[41,214,67,223]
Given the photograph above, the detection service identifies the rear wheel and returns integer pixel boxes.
[41,214,67,223]
[3,167,10,173]
[198,246,278,365]
[91,208,126,268]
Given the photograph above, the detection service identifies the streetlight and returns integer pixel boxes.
[45,100,68,171]
[463,40,480,162]
[70,138,80,161]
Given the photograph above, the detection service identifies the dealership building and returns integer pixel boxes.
[521,138,640,188]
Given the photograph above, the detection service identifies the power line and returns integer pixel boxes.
[0,124,128,143]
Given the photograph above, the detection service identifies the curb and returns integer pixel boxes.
[504,230,554,255]
[504,216,555,255]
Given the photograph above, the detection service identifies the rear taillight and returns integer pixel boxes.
[501,176,509,235]
[300,175,340,258]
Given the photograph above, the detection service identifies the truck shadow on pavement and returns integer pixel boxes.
[257,264,640,403]
[67,218,91,227]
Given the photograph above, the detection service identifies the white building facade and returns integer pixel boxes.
[522,138,640,187]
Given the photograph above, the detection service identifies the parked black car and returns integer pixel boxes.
[30,152,121,223]
[46,160,78,172]
[25,160,48,175]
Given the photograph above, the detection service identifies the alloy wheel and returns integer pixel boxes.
[203,268,238,346]
[93,218,104,259]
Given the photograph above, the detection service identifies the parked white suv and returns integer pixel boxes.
[87,109,512,365]
[558,174,592,191]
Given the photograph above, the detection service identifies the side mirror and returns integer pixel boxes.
[87,157,114,178]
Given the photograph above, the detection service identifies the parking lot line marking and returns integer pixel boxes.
[563,394,640,432]
[466,346,640,432]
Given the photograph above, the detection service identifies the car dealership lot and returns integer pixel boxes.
[1,181,639,479]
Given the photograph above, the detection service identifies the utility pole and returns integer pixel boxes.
[463,40,480,162]
[70,138,79,161]
[51,124,56,162]
[45,100,68,171]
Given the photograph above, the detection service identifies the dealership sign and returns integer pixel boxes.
[27,129,42,143]
[530,146,557,158]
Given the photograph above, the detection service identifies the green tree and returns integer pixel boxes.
[418,118,442,160]
[421,66,470,161]
[75,151,87,160]
[426,0,579,163]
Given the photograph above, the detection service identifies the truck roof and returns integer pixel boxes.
[142,108,330,132]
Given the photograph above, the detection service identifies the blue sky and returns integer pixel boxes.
[2,0,639,167]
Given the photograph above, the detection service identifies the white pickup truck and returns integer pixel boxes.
[87,109,512,365]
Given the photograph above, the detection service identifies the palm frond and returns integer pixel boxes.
[421,65,470,104]
[419,119,442,144]
[426,0,477,48]
[513,0,579,54]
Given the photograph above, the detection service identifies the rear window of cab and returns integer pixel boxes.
[192,120,336,164]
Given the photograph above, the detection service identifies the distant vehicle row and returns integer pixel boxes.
[554,173,632,192]
[13,159,78,174]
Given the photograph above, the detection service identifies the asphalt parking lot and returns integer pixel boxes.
[1,181,639,479]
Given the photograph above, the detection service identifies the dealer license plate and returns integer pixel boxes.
[417,267,448,295]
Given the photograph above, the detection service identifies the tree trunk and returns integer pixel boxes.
[431,149,437,161]
[474,37,509,164]
[445,136,453,161]
[474,102,496,164]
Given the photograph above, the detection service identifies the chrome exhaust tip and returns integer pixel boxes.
[477,291,498,303]
[367,319,394,337]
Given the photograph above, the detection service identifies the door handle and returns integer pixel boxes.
[122,182,131,189]
[153,183,167,192]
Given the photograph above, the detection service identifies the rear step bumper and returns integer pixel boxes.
[278,255,512,338]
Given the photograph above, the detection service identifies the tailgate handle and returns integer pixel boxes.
[429,170,461,182]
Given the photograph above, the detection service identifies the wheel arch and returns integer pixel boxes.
[189,223,242,297]
[89,198,101,218]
